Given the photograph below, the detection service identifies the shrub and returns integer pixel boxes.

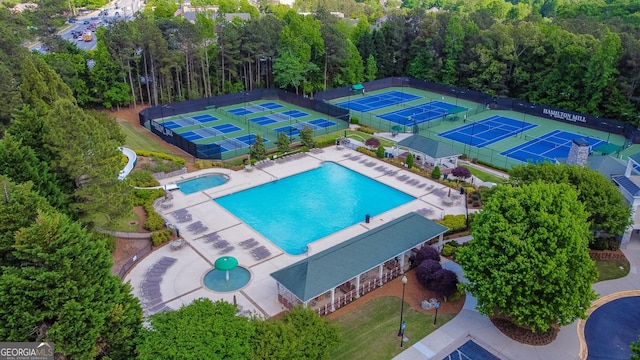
[135,150,186,166]
[316,137,337,148]
[590,238,609,251]
[438,214,467,235]
[365,137,381,148]
[144,203,166,231]
[151,228,173,246]
[416,259,442,289]
[448,283,465,302]
[350,116,360,124]
[441,243,457,257]
[406,153,414,168]
[376,145,385,158]
[451,166,472,179]
[128,170,160,188]
[431,269,459,299]
[431,166,441,179]
[358,125,376,135]
[415,246,440,265]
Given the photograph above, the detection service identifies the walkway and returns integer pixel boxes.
[394,233,640,360]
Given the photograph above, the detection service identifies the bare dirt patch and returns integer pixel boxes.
[110,206,151,275]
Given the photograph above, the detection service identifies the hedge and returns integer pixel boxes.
[151,229,174,246]
[135,150,186,166]
[438,214,467,235]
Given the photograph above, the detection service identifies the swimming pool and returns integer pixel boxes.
[178,174,229,194]
[215,162,415,255]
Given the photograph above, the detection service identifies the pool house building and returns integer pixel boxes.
[271,213,448,316]
[395,135,462,169]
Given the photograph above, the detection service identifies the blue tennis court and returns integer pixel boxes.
[261,102,283,110]
[337,90,422,112]
[443,340,500,360]
[283,110,308,118]
[250,116,277,126]
[307,119,336,128]
[180,130,204,141]
[162,121,183,130]
[379,101,465,125]
[275,125,300,137]
[438,116,537,148]
[228,108,254,116]
[235,134,269,146]
[501,130,605,163]
[214,123,242,134]
[193,114,218,123]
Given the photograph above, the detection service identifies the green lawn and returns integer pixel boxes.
[595,259,630,282]
[327,297,454,360]
[117,120,178,154]
[89,208,140,232]
[462,165,506,184]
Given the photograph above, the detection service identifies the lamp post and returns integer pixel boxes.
[433,300,441,325]
[397,275,408,347]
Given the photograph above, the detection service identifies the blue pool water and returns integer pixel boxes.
[215,162,415,255]
[203,267,251,292]
[178,174,229,194]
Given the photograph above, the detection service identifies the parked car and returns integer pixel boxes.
[83,20,89,24]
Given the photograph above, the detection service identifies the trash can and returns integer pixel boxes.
[365,214,371,223]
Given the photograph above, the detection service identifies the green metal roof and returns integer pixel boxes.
[396,135,461,159]
[352,84,364,90]
[270,213,448,302]
[593,143,621,155]
[629,152,640,165]
[587,155,627,178]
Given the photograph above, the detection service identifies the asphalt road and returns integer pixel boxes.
[32,0,142,53]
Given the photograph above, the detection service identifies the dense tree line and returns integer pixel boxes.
[4,1,640,124]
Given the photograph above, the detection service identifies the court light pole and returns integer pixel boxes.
[397,275,408,347]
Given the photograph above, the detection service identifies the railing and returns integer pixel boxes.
[116,241,153,279]
[95,227,152,239]
[313,268,401,316]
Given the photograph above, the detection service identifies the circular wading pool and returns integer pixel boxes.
[203,267,251,292]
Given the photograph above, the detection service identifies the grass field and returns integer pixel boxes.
[327,297,454,360]
[462,165,507,184]
[595,259,630,282]
[118,120,179,155]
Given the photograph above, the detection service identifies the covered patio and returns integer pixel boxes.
[271,213,448,316]
[395,135,462,168]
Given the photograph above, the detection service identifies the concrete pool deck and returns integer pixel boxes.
[124,146,472,318]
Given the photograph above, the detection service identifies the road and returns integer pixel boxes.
[30,0,143,53]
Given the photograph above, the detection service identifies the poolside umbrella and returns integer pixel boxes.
[391,125,403,135]
[214,256,238,282]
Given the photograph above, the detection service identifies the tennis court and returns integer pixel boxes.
[438,115,537,148]
[214,134,269,152]
[227,102,284,116]
[250,110,311,125]
[443,340,501,360]
[180,123,242,141]
[336,90,421,112]
[162,115,219,129]
[500,129,605,163]
[379,101,467,125]
[274,125,300,137]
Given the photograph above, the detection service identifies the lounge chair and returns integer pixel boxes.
[214,240,230,249]
[219,246,235,254]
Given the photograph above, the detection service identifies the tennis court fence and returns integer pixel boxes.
[140,89,349,160]
[353,104,486,133]
[420,128,524,169]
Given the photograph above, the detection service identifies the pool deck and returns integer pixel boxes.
[124,146,471,318]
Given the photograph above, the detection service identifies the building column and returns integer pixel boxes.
[355,276,361,299]
[621,227,633,249]
[378,264,383,280]
[438,233,444,252]
[330,288,335,312]
[399,253,405,274]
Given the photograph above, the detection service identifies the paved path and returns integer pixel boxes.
[394,234,640,360]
